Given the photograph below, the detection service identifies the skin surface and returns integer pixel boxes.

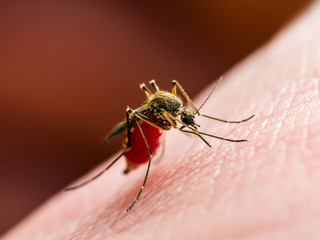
[2,1,320,240]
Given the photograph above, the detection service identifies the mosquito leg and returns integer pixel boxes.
[182,129,212,146]
[171,80,177,96]
[149,79,160,91]
[64,151,126,191]
[140,83,152,97]
[162,111,212,147]
[172,80,200,115]
[161,110,176,128]
[201,114,255,123]
[194,77,255,122]
[126,107,153,212]
[65,109,133,191]
[179,127,248,142]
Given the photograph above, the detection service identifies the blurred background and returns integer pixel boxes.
[0,0,312,235]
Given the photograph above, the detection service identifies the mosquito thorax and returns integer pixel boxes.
[147,91,182,115]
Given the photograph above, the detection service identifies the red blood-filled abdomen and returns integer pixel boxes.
[125,121,163,167]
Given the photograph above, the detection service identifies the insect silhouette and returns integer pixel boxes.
[65,79,254,212]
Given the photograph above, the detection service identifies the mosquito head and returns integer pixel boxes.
[181,109,196,126]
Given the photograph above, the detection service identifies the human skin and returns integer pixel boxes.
[3,2,320,240]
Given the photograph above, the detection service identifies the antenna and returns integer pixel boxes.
[197,76,223,113]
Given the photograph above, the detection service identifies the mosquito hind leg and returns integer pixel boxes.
[65,109,133,191]
[140,83,152,97]
[64,151,126,191]
[149,79,160,91]
[126,107,153,212]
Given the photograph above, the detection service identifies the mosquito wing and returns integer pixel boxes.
[102,119,128,143]
[103,105,149,143]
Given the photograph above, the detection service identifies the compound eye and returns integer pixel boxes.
[181,110,194,125]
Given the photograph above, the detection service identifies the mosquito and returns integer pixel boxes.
[65,78,254,212]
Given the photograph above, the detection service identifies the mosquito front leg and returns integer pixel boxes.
[126,107,153,212]
[179,127,247,142]
[201,114,255,123]
[161,111,177,128]
[164,110,212,147]
[172,80,200,115]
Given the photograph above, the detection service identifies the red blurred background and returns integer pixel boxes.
[0,0,311,235]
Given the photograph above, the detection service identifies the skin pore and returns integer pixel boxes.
[3,1,320,240]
